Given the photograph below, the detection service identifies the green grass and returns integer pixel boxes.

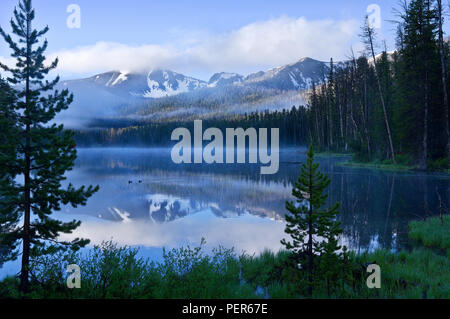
[338,155,449,173]
[1,219,449,299]
[338,160,415,172]
[315,152,353,158]
[409,215,450,250]
[358,248,450,298]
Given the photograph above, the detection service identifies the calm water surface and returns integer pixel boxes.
[1,147,449,276]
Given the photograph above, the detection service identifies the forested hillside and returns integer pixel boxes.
[74,106,310,147]
[307,0,450,170]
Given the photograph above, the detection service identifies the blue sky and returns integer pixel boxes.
[0,0,440,80]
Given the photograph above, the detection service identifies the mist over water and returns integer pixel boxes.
[1,147,448,277]
[61,148,450,251]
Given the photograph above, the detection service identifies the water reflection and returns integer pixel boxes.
[56,148,449,255]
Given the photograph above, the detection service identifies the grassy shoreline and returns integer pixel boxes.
[1,216,448,299]
[325,156,449,173]
[314,151,417,172]
[314,152,353,158]
[339,160,450,173]
[314,150,449,173]
[338,161,416,172]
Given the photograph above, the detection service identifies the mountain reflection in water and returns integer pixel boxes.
[55,147,449,255]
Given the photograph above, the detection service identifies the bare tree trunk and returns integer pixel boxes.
[350,98,361,145]
[314,105,321,146]
[321,85,327,148]
[328,94,333,151]
[344,77,349,151]
[366,25,397,164]
[338,86,344,148]
[350,51,365,148]
[328,59,334,150]
[361,82,371,157]
[313,83,321,147]
[383,174,396,240]
[360,59,371,157]
[423,72,429,170]
[20,133,31,294]
[349,63,360,145]
[308,169,313,297]
[437,0,450,163]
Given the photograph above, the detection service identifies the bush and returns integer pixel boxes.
[0,276,21,298]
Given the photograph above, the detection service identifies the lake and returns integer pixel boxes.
[1,147,449,277]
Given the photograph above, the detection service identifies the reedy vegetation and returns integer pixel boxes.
[0,217,448,299]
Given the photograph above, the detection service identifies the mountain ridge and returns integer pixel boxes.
[61,57,329,100]
[56,57,329,126]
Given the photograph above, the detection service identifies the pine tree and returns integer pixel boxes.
[281,144,343,297]
[395,0,441,168]
[0,0,99,293]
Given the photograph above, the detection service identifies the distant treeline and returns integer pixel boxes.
[74,106,310,147]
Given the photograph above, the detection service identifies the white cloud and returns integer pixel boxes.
[47,42,179,75]
[186,16,361,73]
[1,16,363,79]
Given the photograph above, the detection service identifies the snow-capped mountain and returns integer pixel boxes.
[56,57,329,126]
[62,69,207,99]
[143,69,207,98]
[208,72,244,87]
[61,57,328,101]
[368,51,396,66]
[94,193,283,224]
[244,57,328,90]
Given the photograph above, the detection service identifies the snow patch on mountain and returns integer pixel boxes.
[143,69,207,98]
[111,72,129,86]
[244,57,328,90]
[208,72,244,88]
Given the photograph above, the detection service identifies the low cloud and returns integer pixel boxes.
[186,16,361,74]
[48,42,179,75]
[1,16,362,79]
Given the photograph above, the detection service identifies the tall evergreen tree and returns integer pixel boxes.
[0,0,99,293]
[281,144,343,297]
[395,0,440,168]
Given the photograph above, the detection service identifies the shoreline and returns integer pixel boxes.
[1,216,448,299]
